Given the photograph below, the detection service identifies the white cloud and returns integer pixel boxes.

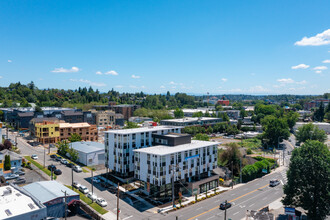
[295,29,330,46]
[141,86,146,89]
[160,85,166,89]
[291,64,310,69]
[96,71,102,75]
[277,78,295,84]
[322,59,330,63]
[115,85,123,88]
[129,85,138,89]
[249,86,268,93]
[221,78,228,82]
[105,70,118,75]
[52,66,80,73]
[131,74,140,79]
[169,81,176,85]
[313,66,328,70]
[8,60,12,63]
[0,76,3,79]
[315,70,322,74]
[296,80,307,85]
[70,79,106,87]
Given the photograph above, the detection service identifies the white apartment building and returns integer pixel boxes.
[134,135,218,200]
[104,126,182,177]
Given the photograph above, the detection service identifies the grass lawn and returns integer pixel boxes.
[24,156,57,180]
[65,185,108,215]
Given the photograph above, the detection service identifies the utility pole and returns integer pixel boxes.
[43,146,46,168]
[171,165,175,208]
[117,182,120,220]
[61,190,67,220]
[51,169,53,181]
[240,158,242,183]
[224,200,227,220]
[231,161,234,189]
[71,167,74,190]
[91,169,94,195]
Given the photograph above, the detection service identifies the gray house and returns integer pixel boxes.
[0,149,22,172]
[71,141,105,166]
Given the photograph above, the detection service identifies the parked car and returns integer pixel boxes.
[5,174,19,180]
[67,163,75,168]
[73,181,81,189]
[50,154,57,159]
[55,156,62,161]
[14,170,25,176]
[13,177,26,184]
[79,185,89,194]
[60,159,68,165]
[73,165,82,173]
[87,192,98,202]
[54,169,62,175]
[92,177,101,183]
[49,144,55,148]
[31,154,38,160]
[96,198,107,207]
[220,202,231,210]
[48,164,57,171]
[269,179,280,187]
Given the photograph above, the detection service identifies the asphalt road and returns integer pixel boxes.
[9,129,294,220]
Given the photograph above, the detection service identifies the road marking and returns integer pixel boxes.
[196,207,203,210]
[187,184,269,220]
[231,193,236,195]
[249,203,255,207]
[122,216,133,220]
[233,211,239,215]
[280,180,284,185]
[262,197,267,200]
[206,216,215,220]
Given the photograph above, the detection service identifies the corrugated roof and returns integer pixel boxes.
[23,181,78,204]
[71,141,104,154]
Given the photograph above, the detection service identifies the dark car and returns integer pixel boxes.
[13,177,26,185]
[48,165,57,171]
[220,202,232,210]
[14,171,25,176]
[50,154,57,159]
[55,156,62,161]
[67,163,75,168]
[54,169,62,175]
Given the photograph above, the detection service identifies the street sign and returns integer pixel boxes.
[184,154,199,161]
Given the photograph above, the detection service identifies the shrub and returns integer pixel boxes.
[192,201,196,204]
[246,148,252,155]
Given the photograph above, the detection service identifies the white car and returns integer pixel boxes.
[87,192,98,202]
[92,177,101,183]
[73,165,82,173]
[31,154,38,160]
[73,181,81,189]
[96,198,107,207]
[79,185,89,194]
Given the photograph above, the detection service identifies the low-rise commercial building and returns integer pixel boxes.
[160,117,222,127]
[0,184,47,220]
[134,133,218,200]
[105,126,182,177]
[71,141,105,166]
[294,122,330,134]
[23,181,79,218]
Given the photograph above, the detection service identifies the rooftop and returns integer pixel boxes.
[105,125,182,134]
[0,150,22,161]
[134,140,216,156]
[61,110,83,116]
[161,117,221,123]
[23,181,79,204]
[71,141,104,154]
[59,122,91,128]
[0,185,45,219]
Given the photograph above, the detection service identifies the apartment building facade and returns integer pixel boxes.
[104,126,182,177]
[160,117,222,127]
[90,110,124,127]
[134,134,218,200]
[35,121,60,144]
[59,123,98,142]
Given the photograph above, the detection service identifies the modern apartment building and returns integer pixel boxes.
[59,123,98,142]
[35,121,60,144]
[104,126,182,177]
[160,117,222,127]
[134,133,218,200]
[90,110,124,127]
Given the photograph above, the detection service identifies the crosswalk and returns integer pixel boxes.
[280,169,288,184]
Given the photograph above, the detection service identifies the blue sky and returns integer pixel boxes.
[1,0,329,95]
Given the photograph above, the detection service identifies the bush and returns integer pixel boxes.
[192,201,196,204]
[246,148,252,155]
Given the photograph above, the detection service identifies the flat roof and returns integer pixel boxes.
[59,122,90,128]
[23,181,79,204]
[71,141,104,154]
[105,125,182,134]
[161,117,221,123]
[134,140,216,156]
[0,185,44,219]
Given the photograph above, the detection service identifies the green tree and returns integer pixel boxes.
[261,115,290,148]
[35,105,43,113]
[68,147,79,162]
[313,102,325,122]
[194,133,210,141]
[219,143,242,176]
[68,133,82,142]
[295,123,327,143]
[174,108,184,118]
[192,111,203,118]
[124,121,140,129]
[57,140,69,156]
[4,155,11,171]
[284,111,299,130]
[282,141,330,219]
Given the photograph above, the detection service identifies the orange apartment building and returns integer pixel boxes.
[59,122,98,142]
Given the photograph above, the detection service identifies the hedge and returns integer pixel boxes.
[242,159,271,182]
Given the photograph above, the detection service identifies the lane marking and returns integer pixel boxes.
[196,207,203,210]
[280,180,284,185]
[249,203,255,207]
[233,211,239,215]
[206,216,215,220]
[122,216,133,220]
[187,184,269,220]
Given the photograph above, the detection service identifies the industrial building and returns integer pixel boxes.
[71,141,105,166]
